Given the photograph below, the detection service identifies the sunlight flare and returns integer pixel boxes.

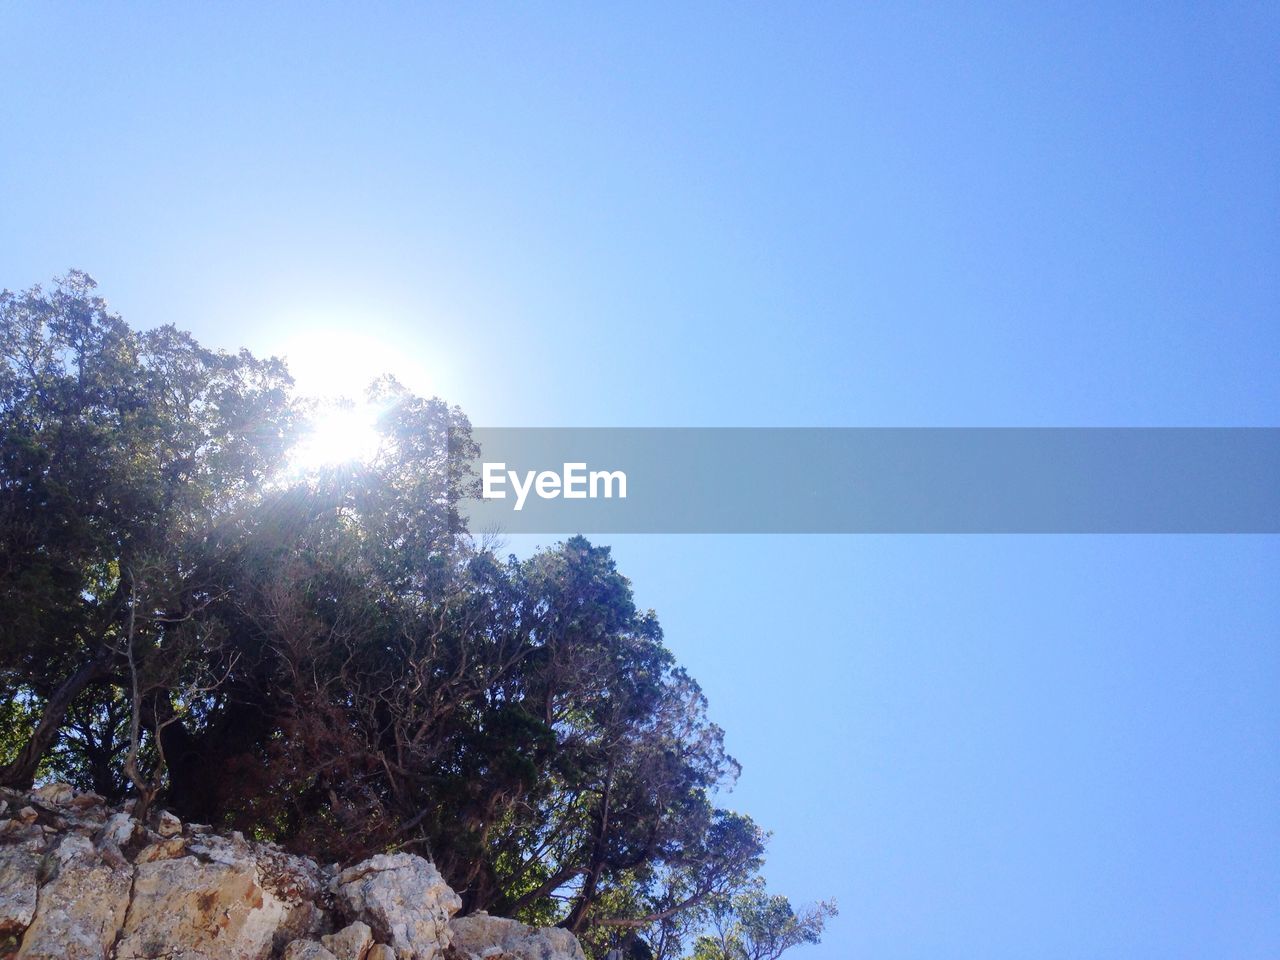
[288,403,385,473]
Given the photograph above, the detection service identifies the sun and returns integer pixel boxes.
[288,403,385,473]
[269,325,435,402]
[264,323,434,475]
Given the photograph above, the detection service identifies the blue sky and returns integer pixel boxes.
[2,4,1277,957]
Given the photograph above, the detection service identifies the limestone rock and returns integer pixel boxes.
[135,836,188,863]
[15,833,132,960]
[285,940,341,960]
[0,837,42,943]
[156,810,182,838]
[114,832,326,960]
[0,820,43,845]
[447,913,586,960]
[0,787,582,960]
[99,811,138,848]
[65,792,106,812]
[323,920,375,960]
[332,853,461,960]
[32,783,74,805]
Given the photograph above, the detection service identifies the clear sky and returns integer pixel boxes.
[3,4,1278,957]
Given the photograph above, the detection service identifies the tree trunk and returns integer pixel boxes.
[564,861,604,933]
[160,697,269,824]
[153,709,203,816]
[503,861,587,915]
[564,772,614,933]
[0,655,107,788]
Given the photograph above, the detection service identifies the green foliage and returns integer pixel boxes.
[689,881,837,960]
[46,684,133,797]
[0,270,296,788]
[0,686,42,774]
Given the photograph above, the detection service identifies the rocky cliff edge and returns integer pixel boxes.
[0,783,586,960]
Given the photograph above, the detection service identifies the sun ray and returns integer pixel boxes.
[287,403,384,474]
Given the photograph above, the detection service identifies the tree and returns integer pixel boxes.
[0,272,836,958]
[0,271,295,787]
[689,882,837,960]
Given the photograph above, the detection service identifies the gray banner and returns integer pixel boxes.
[456,428,1280,533]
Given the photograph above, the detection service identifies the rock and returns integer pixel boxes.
[135,836,188,863]
[332,853,461,960]
[98,811,138,848]
[31,783,73,805]
[98,840,130,871]
[0,838,42,942]
[156,809,182,838]
[0,820,44,845]
[447,913,587,960]
[0,787,581,960]
[14,833,132,960]
[65,792,105,812]
[323,920,375,960]
[285,940,341,960]
[113,832,326,960]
